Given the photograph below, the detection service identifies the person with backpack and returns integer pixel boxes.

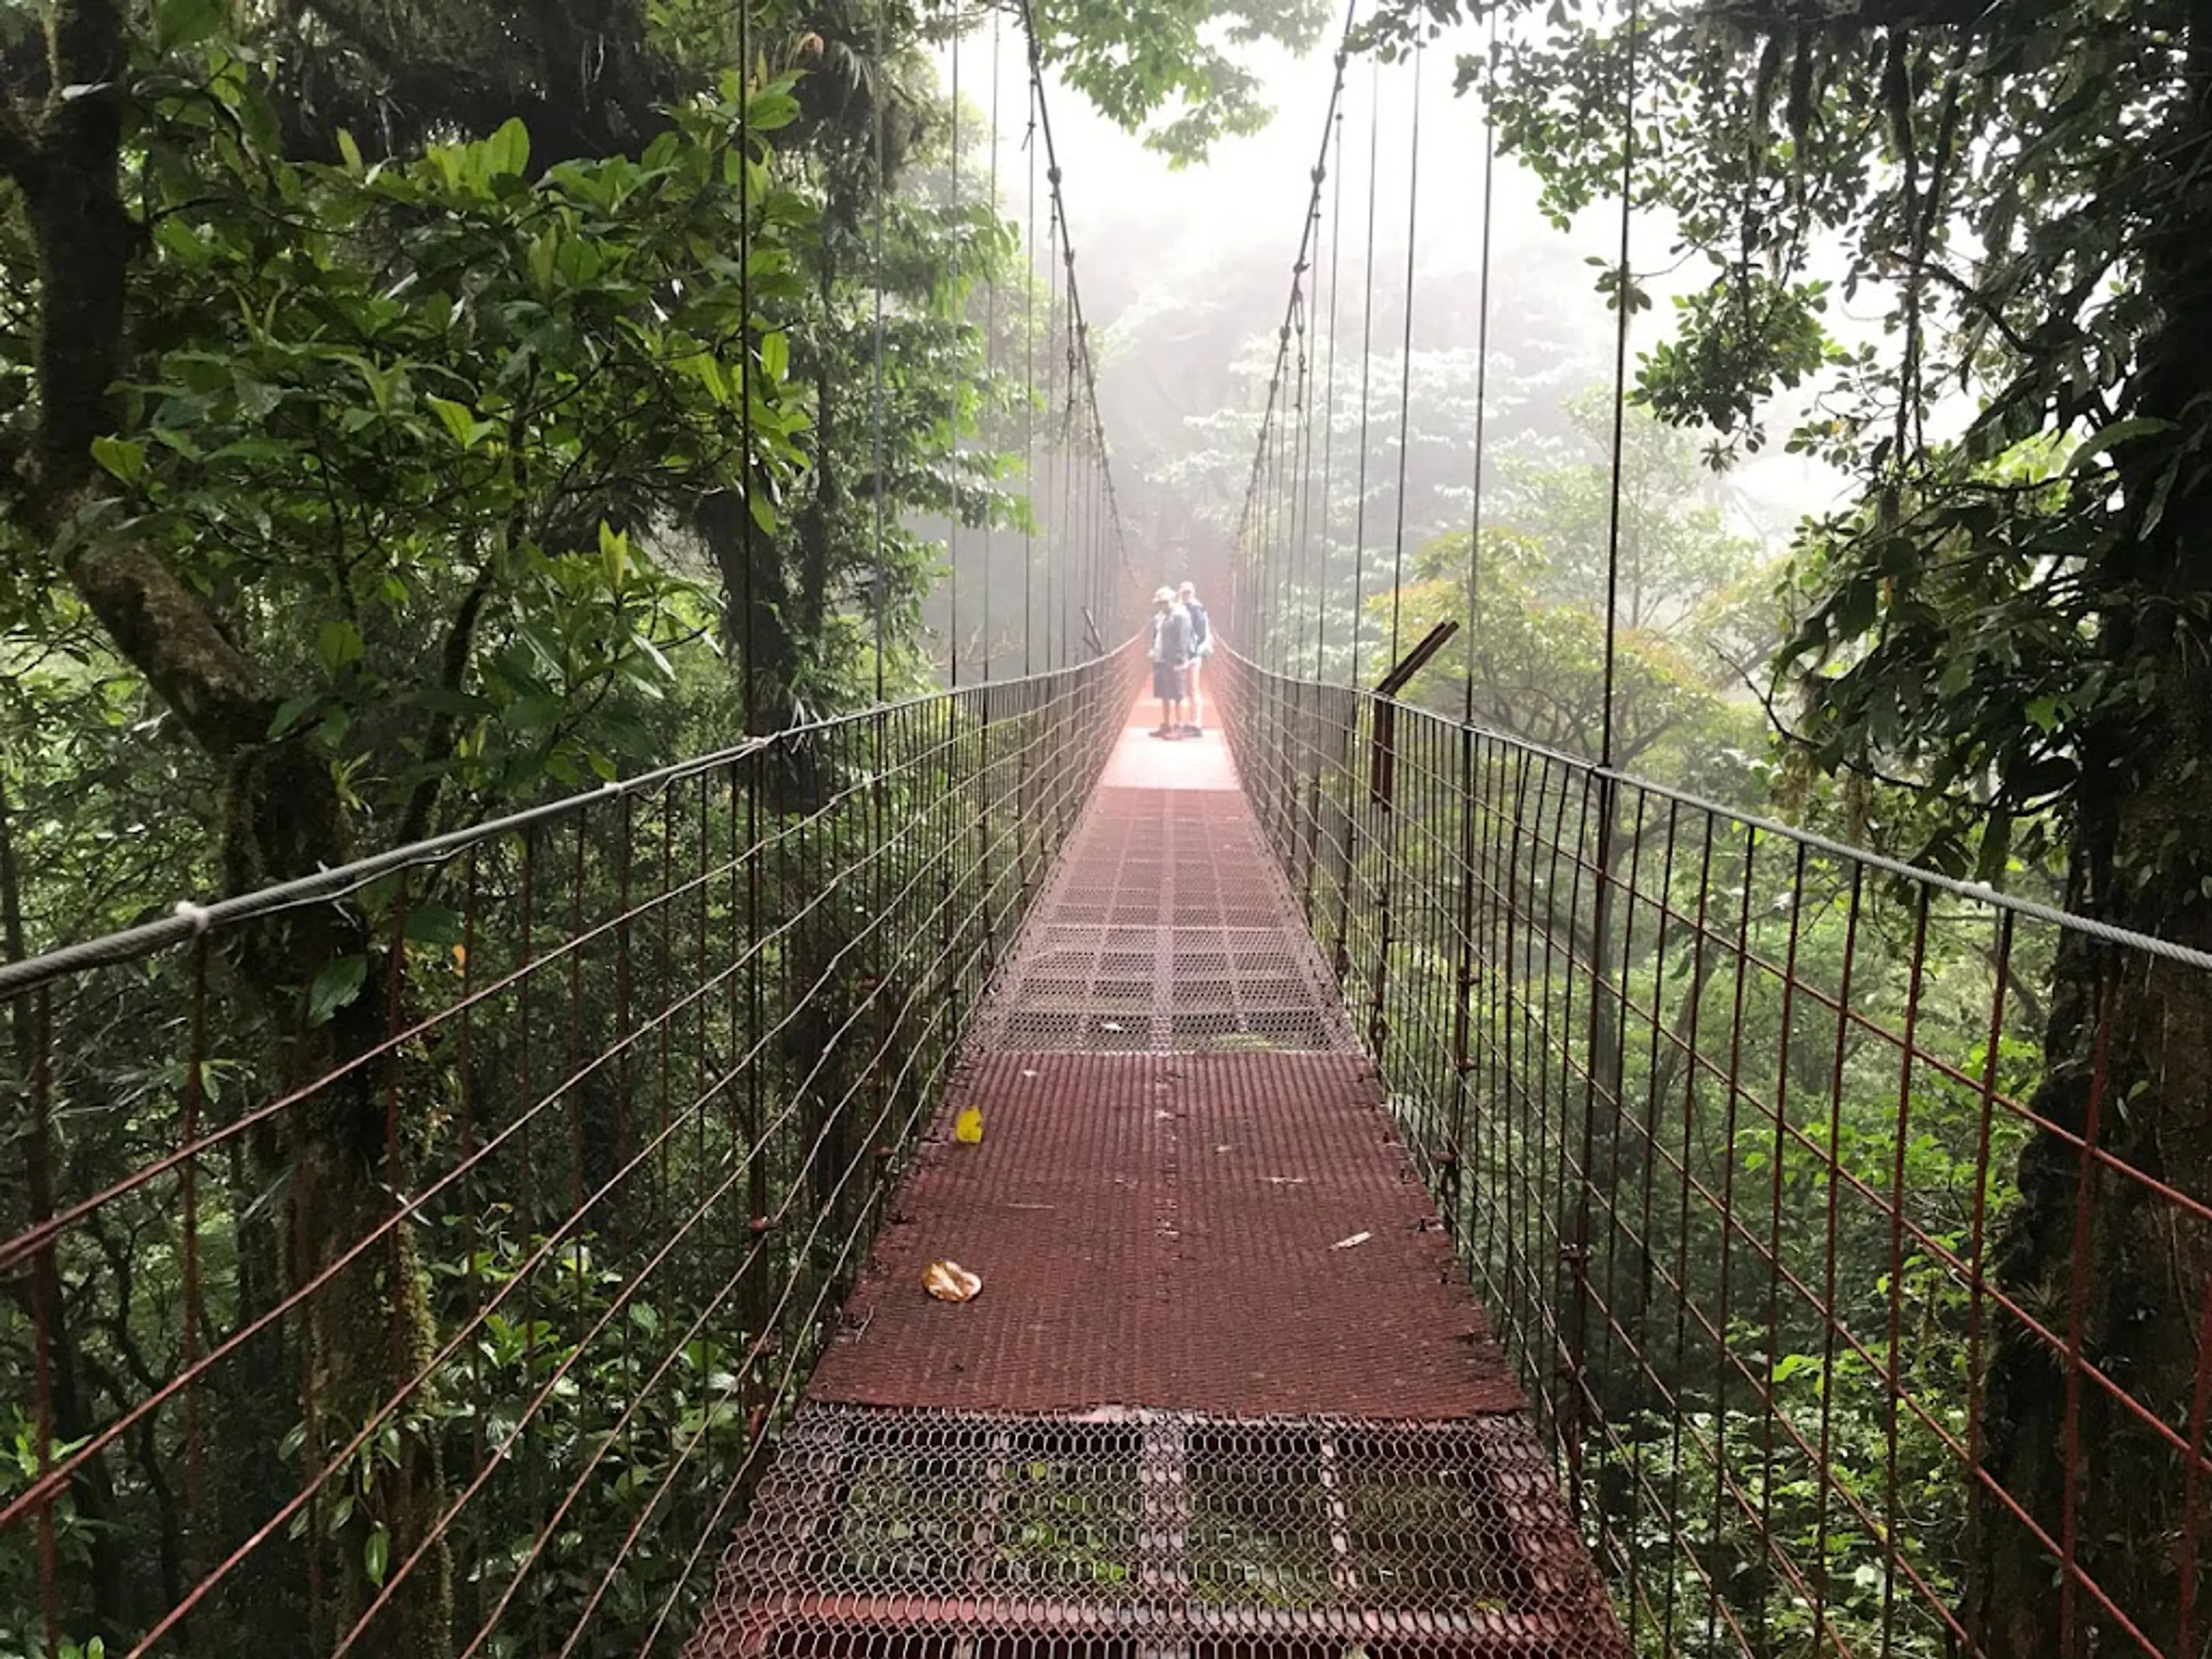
[1148,586,1192,738]
[1178,581,1211,736]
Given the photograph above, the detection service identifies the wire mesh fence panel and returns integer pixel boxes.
[1218,649,2212,1659]
[0,647,1140,1659]
[685,1403,1626,1659]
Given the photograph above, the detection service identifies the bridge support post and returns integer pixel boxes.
[941,692,963,1056]
[1326,693,1358,987]
[737,745,771,1436]
[971,687,997,988]
[1444,720,1478,1239]
[1361,623,1460,1062]
[1562,764,1624,1528]
[1363,699,1397,1060]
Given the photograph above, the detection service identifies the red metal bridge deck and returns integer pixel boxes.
[690,708,1630,1658]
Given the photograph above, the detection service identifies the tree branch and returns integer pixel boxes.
[1727,646,1950,801]
[1703,0,2003,33]
[71,543,280,760]
[396,558,499,845]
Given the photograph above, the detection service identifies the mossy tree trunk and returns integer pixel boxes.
[0,6,450,1654]
[1968,10,2212,1646]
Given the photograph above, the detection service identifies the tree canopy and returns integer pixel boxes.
[0,0,1323,925]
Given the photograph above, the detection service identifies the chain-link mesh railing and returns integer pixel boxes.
[0,645,1141,1659]
[1219,647,2212,1659]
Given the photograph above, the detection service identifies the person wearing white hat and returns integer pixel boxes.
[1148,586,1192,738]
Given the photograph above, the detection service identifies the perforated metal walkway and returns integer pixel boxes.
[690,707,1629,1658]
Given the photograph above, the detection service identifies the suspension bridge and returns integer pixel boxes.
[7,11,2212,1659]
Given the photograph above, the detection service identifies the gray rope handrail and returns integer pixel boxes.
[1226,647,2212,974]
[0,640,1143,998]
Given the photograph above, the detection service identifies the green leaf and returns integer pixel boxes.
[154,218,211,267]
[92,435,146,484]
[363,1523,389,1588]
[1834,578,1880,642]
[748,89,801,132]
[154,0,224,52]
[528,228,559,298]
[484,118,531,182]
[1975,808,2014,884]
[759,331,789,383]
[354,359,402,415]
[508,693,564,732]
[230,372,280,422]
[336,128,365,177]
[149,425,205,461]
[317,619,365,675]
[599,521,628,590]
[1771,1353,1820,1384]
[426,396,480,449]
[307,956,368,1028]
[270,692,321,739]
[403,903,465,948]
[2067,416,2175,473]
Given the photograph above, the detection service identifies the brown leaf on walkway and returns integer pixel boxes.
[923,1259,983,1302]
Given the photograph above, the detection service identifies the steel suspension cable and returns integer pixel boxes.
[1316,107,1346,677]
[1017,0,1134,637]
[983,7,1001,682]
[1288,270,1317,665]
[1446,5,1503,1335]
[1265,334,1283,654]
[1046,195,1062,664]
[1056,261,1075,666]
[1241,352,1280,643]
[1347,61,1382,680]
[1276,345,1300,660]
[1060,260,1078,660]
[1600,0,1642,770]
[1232,0,1359,653]
[1287,271,1311,652]
[1385,42,1424,666]
[1293,100,1338,677]
[1090,448,1105,638]
[949,26,963,686]
[871,0,888,702]
[737,0,756,735]
[1464,12,1498,725]
[1022,61,1037,675]
[1569,0,1646,1536]
[1258,353,1279,657]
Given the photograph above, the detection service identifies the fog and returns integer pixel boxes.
[927,24,1859,702]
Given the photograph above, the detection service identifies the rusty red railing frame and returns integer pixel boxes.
[1221,646,2212,1659]
[0,645,1142,1659]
